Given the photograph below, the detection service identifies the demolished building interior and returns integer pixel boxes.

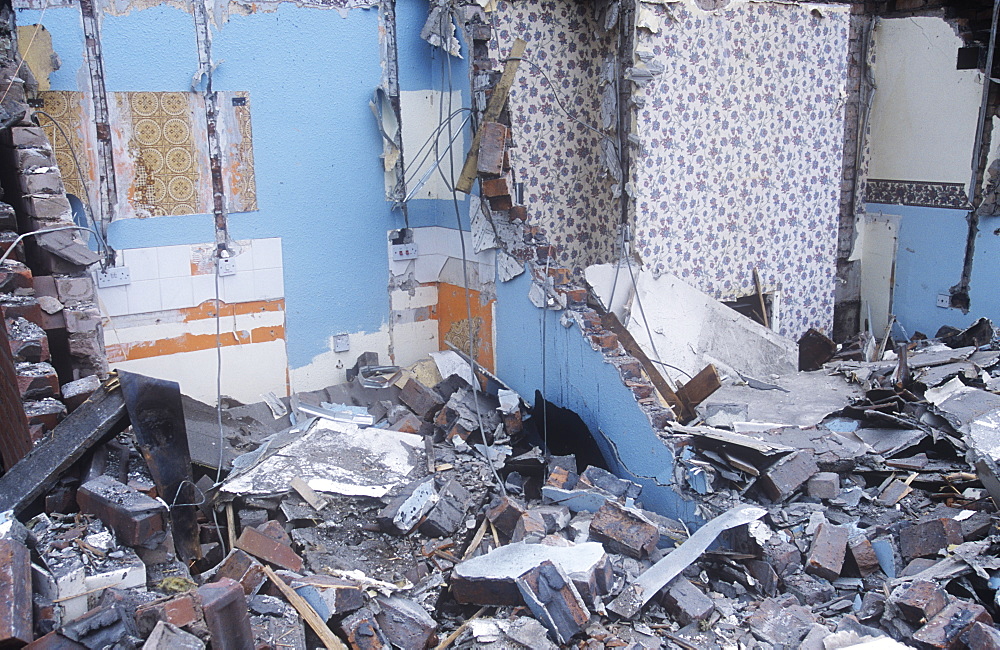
[8,0,1000,647]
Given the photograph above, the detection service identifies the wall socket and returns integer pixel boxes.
[217,258,237,276]
[936,294,950,309]
[391,242,419,261]
[95,266,131,288]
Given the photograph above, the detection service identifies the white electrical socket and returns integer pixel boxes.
[936,294,950,309]
[218,258,237,276]
[333,334,350,352]
[391,243,419,261]
[95,266,131,288]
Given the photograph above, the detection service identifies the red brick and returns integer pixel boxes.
[214,549,267,596]
[135,592,202,637]
[388,412,423,434]
[488,194,513,211]
[913,600,992,649]
[659,577,714,625]
[589,332,619,353]
[515,560,589,645]
[199,577,254,650]
[17,361,58,399]
[806,523,849,581]
[893,580,947,625]
[481,177,510,198]
[255,519,293,547]
[900,518,964,561]
[760,450,818,501]
[236,526,303,572]
[848,537,879,577]
[0,261,32,293]
[486,495,526,537]
[399,378,444,420]
[535,245,558,261]
[76,475,167,547]
[23,632,86,648]
[588,501,659,559]
[0,539,32,646]
[477,122,507,176]
[509,205,528,222]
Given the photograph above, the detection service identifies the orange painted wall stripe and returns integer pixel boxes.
[106,324,285,363]
[181,299,284,322]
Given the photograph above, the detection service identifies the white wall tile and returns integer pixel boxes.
[221,271,255,303]
[253,269,284,300]
[157,245,193,279]
[122,248,159,282]
[252,238,283,270]
[96,285,128,317]
[191,274,218,306]
[126,280,162,314]
[159,277,195,310]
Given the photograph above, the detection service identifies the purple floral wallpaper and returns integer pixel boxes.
[492,0,619,273]
[632,0,850,339]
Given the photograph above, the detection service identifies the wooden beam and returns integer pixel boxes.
[0,376,129,514]
[600,313,684,420]
[263,565,348,650]
[455,38,526,194]
[676,365,722,416]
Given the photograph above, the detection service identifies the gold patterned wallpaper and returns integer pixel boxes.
[35,90,257,218]
[37,90,89,201]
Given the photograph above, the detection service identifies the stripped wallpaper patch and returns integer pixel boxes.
[37,90,90,203]
[630,0,850,338]
[493,0,619,273]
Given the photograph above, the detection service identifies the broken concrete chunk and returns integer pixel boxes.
[451,541,610,606]
[341,606,391,649]
[374,596,437,650]
[760,450,818,501]
[293,575,364,616]
[588,501,659,559]
[76,475,167,548]
[899,518,964,561]
[745,594,820,647]
[141,621,205,650]
[891,580,948,625]
[783,571,835,606]
[515,560,589,645]
[377,477,437,535]
[658,577,714,625]
[912,600,992,649]
[805,523,848,581]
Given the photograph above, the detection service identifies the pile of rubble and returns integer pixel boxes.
[6,320,1000,649]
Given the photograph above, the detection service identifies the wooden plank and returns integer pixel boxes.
[263,565,348,650]
[600,312,684,420]
[455,38,526,193]
[676,365,722,415]
[0,376,129,514]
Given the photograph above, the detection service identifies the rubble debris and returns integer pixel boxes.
[515,560,589,645]
[0,538,32,646]
[76,475,167,548]
[658,576,714,625]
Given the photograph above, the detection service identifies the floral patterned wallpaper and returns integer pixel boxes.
[492,0,620,273]
[631,0,850,339]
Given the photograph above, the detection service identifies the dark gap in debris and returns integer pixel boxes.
[528,391,610,472]
[722,292,773,328]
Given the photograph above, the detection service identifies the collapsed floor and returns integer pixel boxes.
[5,319,1000,649]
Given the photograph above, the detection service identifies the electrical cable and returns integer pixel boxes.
[402,108,471,177]
[541,254,550,459]
[34,110,111,261]
[404,112,473,203]
[0,224,104,265]
[438,11,504,491]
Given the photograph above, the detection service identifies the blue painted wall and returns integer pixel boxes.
[495,271,697,524]
[869,202,986,338]
[18,0,475,371]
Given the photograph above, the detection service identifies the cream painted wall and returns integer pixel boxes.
[868,16,983,186]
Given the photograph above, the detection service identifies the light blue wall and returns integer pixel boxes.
[18,1,475,370]
[870,202,978,338]
[495,271,697,524]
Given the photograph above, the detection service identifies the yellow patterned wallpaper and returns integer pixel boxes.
[35,91,257,218]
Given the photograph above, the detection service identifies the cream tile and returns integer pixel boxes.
[253,269,284,300]
[159,277,194,311]
[95,285,128,317]
[252,238,283,270]
[126,280,162,314]
[156,245,193,279]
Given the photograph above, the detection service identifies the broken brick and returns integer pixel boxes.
[22,631,87,648]
[292,575,364,615]
[477,122,507,176]
[76,475,168,547]
[16,361,58,399]
[912,600,992,649]
[198,577,255,650]
[900,518,964,561]
[213,549,267,596]
[892,580,948,625]
[588,501,659,559]
[659,577,715,626]
[806,472,840,499]
[399,378,444,420]
[377,477,437,535]
[388,411,423,434]
[419,479,470,538]
[135,592,203,637]
[516,560,589,645]
[745,559,779,597]
[805,522,849,581]
[374,596,437,650]
[783,572,835,606]
[760,450,818,501]
[236,526,303,572]
[481,176,510,198]
[848,536,880,577]
[964,621,1000,649]
[142,620,205,650]
[255,519,293,547]
[0,538,32,646]
[486,495,527,537]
